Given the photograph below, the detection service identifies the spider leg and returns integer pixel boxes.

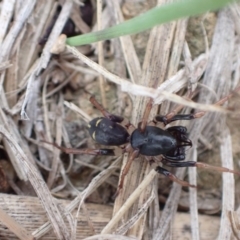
[116,149,139,196]
[139,98,153,132]
[90,95,134,130]
[115,98,154,196]
[154,85,240,125]
[155,113,198,125]
[195,162,240,176]
[154,91,194,125]
[42,141,115,156]
[114,99,154,196]
[90,96,124,123]
[161,159,240,176]
[155,166,196,188]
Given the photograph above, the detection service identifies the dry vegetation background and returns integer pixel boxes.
[0,0,240,240]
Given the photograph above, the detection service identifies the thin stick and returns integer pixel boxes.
[65,45,229,114]
[101,169,157,234]
[97,0,107,108]
[0,126,71,239]
[0,207,34,240]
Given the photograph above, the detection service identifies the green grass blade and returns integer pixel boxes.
[66,0,234,46]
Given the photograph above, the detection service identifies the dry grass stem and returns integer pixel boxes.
[21,0,73,119]
[228,211,240,239]
[0,0,36,62]
[96,0,107,108]
[65,44,229,113]
[47,95,64,188]
[187,9,236,240]
[0,194,113,240]
[102,169,157,234]
[0,126,71,239]
[64,101,92,122]
[115,190,155,235]
[218,127,235,239]
[32,157,121,238]
[0,206,34,240]
[189,147,199,240]
[109,0,141,84]
[0,0,15,45]
[83,234,138,240]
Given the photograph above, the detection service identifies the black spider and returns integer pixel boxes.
[44,89,240,193]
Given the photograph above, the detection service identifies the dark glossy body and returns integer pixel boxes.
[88,117,191,161]
[44,93,240,191]
[131,126,177,156]
[130,125,191,160]
[88,117,129,146]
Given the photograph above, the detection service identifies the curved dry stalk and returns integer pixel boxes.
[0,126,71,240]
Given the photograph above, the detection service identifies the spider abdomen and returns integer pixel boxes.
[88,117,129,146]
